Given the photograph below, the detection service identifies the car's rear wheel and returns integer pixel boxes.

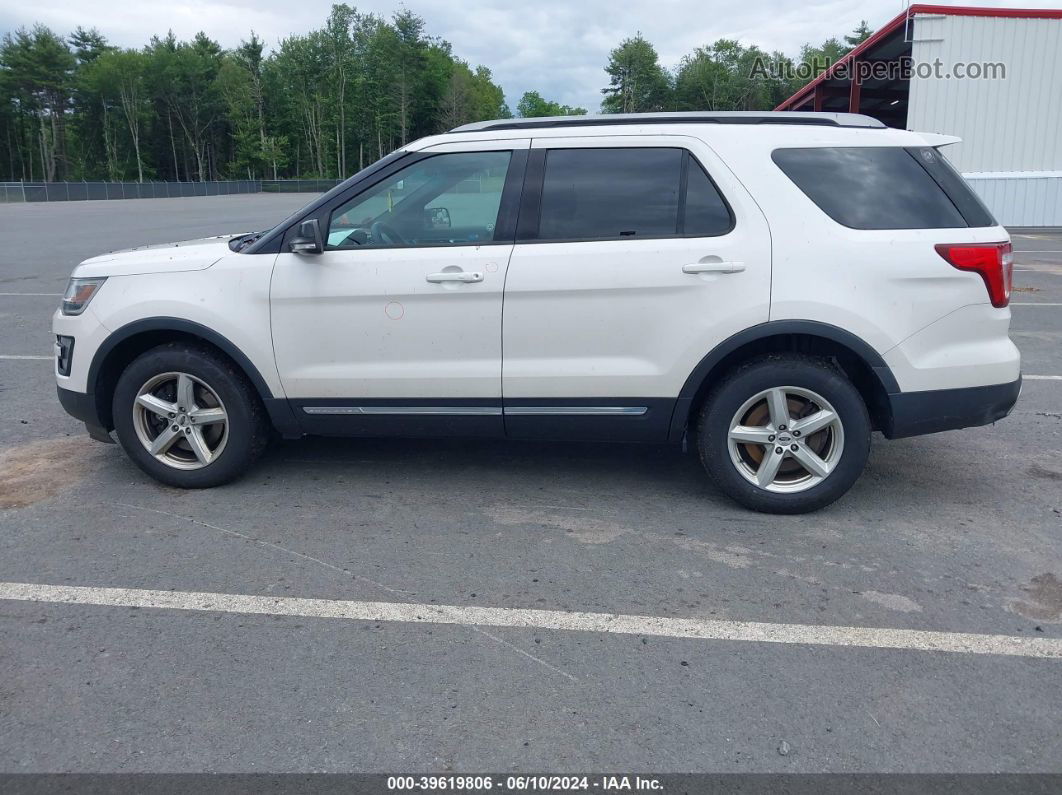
[697,355,870,513]
[112,343,268,488]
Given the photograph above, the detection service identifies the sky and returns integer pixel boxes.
[1,0,1059,112]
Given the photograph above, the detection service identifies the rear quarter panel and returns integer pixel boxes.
[704,127,1010,374]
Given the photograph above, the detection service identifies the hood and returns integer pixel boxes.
[72,234,245,278]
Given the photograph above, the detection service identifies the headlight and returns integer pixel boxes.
[61,277,106,316]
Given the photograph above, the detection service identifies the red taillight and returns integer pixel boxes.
[934,242,1013,308]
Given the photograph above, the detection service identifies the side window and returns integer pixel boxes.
[536,147,732,241]
[684,158,734,236]
[327,150,512,249]
[538,148,681,241]
[772,146,974,230]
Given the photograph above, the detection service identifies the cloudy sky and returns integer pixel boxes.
[0,0,1057,111]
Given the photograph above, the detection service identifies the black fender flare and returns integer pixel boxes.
[667,320,900,440]
[88,317,300,435]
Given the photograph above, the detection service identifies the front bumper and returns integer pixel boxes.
[57,386,114,443]
[883,375,1021,439]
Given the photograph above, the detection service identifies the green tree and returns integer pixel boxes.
[601,34,671,113]
[82,49,150,181]
[146,32,225,181]
[845,21,874,49]
[516,90,586,117]
[674,40,800,111]
[0,25,76,179]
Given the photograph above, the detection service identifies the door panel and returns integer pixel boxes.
[501,135,771,439]
[270,140,529,436]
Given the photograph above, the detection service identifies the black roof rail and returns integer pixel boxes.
[451,111,886,133]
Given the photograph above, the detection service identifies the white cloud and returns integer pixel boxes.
[1,0,1060,111]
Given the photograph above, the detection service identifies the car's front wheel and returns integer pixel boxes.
[697,355,870,513]
[112,343,268,488]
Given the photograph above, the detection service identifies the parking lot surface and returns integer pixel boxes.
[1,195,1060,773]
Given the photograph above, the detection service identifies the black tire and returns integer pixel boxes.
[696,354,870,514]
[112,343,269,488]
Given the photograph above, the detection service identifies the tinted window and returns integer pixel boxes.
[684,158,734,236]
[538,148,733,240]
[327,150,511,249]
[911,147,996,227]
[539,148,682,240]
[772,147,970,230]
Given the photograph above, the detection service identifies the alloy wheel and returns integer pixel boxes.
[132,372,229,470]
[727,386,844,493]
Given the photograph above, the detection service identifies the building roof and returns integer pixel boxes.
[775,4,1062,113]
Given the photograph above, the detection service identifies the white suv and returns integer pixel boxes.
[53,112,1021,513]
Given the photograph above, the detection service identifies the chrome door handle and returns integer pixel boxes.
[426,271,483,283]
[682,261,745,274]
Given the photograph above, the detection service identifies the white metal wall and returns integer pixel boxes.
[965,172,1062,226]
[906,12,1062,225]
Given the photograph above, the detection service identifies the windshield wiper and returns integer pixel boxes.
[229,231,265,252]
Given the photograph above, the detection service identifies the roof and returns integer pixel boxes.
[775,4,1062,112]
[451,111,885,133]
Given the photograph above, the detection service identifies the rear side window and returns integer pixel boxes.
[772,146,995,230]
[684,158,734,236]
[912,146,996,227]
[537,148,733,241]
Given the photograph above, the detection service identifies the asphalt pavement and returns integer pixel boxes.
[1,195,1060,773]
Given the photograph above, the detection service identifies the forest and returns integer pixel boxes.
[0,5,872,182]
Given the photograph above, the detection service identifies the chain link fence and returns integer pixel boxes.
[261,179,343,193]
[0,179,344,203]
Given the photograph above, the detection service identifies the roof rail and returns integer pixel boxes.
[451,111,886,133]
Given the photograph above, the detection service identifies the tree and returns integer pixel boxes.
[146,32,225,181]
[516,90,586,118]
[218,33,287,178]
[601,34,671,113]
[83,50,149,181]
[0,25,76,179]
[439,62,510,129]
[0,7,878,182]
[845,21,873,49]
[674,40,800,112]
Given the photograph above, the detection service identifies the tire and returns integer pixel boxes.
[696,354,870,514]
[112,343,269,488]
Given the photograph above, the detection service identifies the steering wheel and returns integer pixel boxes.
[370,221,406,246]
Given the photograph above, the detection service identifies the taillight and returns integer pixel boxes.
[934,242,1013,308]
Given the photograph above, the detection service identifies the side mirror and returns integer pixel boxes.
[290,219,323,254]
[426,207,451,229]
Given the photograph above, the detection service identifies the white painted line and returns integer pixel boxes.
[1013,250,1062,253]
[2,581,1060,660]
[0,292,62,297]
[1012,302,1062,306]
[1025,375,1062,381]
[0,354,51,360]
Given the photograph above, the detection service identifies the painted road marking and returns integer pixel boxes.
[0,354,51,360]
[1011,302,1062,306]
[1025,375,1062,381]
[2,581,1060,660]
[0,292,62,297]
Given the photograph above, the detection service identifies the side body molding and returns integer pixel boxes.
[667,320,900,441]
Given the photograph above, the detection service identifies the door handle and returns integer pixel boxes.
[682,261,745,274]
[426,271,483,283]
